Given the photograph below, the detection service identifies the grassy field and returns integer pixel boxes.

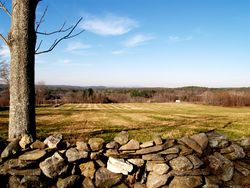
[0,103,250,143]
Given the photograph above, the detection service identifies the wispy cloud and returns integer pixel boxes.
[0,45,10,58]
[66,42,92,52]
[167,35,193,43]
[123,34,155,47]
[81,13,138,36]
[111,49,126,55]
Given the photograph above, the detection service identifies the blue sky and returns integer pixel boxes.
[0,0,250,87]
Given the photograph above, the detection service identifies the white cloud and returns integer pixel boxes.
[168,35,193,43]
[0,45,10,58]
[112,50,126,55]
[81,13,138,36]
[66,42,92,52]
[123,34,155,47]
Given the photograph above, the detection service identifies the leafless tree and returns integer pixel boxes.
[0,0,83,140]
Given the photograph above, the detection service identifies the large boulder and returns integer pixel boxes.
[88,138,105,151]
[39,152,68,179]
[44,134,63,149]
[57,175,81,188]
[95,167,123,188]
[65,148,88,162]
[146,172,168,188]
[169,156,193,171]
[208,152,234,181]
[114,131,129,145]
[79,161,95,179]
[169,176,203,188]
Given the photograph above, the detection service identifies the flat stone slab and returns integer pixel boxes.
[119,139,140,151]
[180,136,203,154]
[19,149,47,161]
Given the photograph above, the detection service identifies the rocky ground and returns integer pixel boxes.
[0,131,250,188]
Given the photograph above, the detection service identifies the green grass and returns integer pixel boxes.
[0,103,249,143]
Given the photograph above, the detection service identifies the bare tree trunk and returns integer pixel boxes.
[8,0,38,140]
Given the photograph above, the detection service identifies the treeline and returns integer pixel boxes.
[0,84,250,107]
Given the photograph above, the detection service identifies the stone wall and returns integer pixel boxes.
[0,131,250,188]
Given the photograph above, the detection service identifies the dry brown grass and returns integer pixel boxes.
[0,103,249,142]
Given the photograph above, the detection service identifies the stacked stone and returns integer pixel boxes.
[0,131,250,188]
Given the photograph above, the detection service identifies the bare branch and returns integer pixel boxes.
[35,6,48,32]
[35,40,43,52]
[0,33,9,46]
[36,17,84,55]
[36,22,73,36]
[0,1,11,17]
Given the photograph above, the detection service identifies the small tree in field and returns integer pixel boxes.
[0,0,83,140]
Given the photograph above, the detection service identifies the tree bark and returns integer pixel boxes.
[8,0,38,140]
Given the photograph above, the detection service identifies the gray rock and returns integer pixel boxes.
[44,134,63,149]
[79,161,95,179]
[136,143,169,155]
[114,131,129,145]
[133,183,147,188]
[76,141,89,151]
[107,157,133,175]
[57,175,81,188]
[8,176,21,188]
[30,140,46,149]
[203,176,221,188]
[95,167,123,188]
[146,172,168,188]
[1,139,21,159]
[180,136,203,154]
[106,141,119,149]
[8,168,41,176]
[19,149,47,161]
[179,145,193,156]
[127,158,144,167]
[146,161,164,171]
[88,138,105,151]
[39,152,68,179]
[65,147,88,162]
[207,132,229,149]
[169,176,202,188]
[20,175,45,188]
[169,156,193,171]
[153,135,163,145]
[190,133,208,150]
[19,134,33,149]
[119,139,140,151]
[142,154,164,161]
[223,144,245,160]
[160,146,180,155]
[106,149,119,157]
[82,177,95,188]
[187,154,204,169]
[208,152,234,181]
[152,163,169,175]
[165,154,178,161]
[234,162,250,176]
[140,141,154,148]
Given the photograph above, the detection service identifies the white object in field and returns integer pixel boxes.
[175,100,181,103]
